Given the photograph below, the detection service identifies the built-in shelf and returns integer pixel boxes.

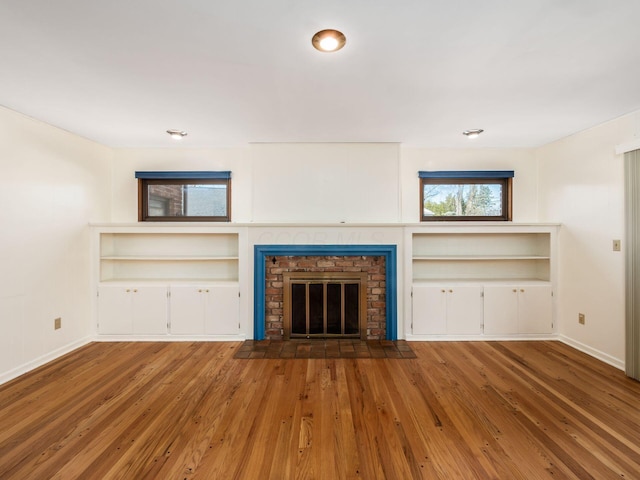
[98,232,239,283]
[411,231,553,283]
[94,228,243,336]
[409,226,557,337]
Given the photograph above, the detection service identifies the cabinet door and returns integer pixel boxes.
[205,285,240,335]
[412,286,447,335]
[483,286,519,335]
[169,286,206,334]
[98,286,133,334]
[446,286,483,335]
[98,286,168,335]
[132,287,168,335]
[518,285,553,334]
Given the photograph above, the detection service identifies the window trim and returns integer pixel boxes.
[419,171,513,222]
[136,172,231,222]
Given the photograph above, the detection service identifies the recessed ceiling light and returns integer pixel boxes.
[463,129,484,139]
[166,129,187,140]
[311,29,346,52]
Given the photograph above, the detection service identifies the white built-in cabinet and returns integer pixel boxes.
[483,285,553,335]
[94,227,242,338]
[169,285,240,335]
[412,285,483,335]
[409,225,557,338]
[97,285,168,334]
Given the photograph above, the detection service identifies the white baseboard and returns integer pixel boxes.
[0,336,93,386]
[92,334,247,342]
[404,333,558,342]
[558,335,625,371]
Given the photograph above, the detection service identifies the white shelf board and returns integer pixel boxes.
[412,255,550,261]
[99,278,240,285]
[412,278,552,285]
[101,256,239,261]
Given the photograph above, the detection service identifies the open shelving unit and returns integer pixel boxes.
[411,231,552,283]
[99,232,239,283]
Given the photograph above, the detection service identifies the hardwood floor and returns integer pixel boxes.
[0,341,639,479]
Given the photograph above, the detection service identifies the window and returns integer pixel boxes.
[419,171,513,221]
[135,171,231,222]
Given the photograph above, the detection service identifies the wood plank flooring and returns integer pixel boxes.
[0,341,639,479]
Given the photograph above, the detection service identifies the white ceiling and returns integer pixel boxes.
[1,0,640,148]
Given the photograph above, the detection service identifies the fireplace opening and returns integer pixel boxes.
[283,272,367,340]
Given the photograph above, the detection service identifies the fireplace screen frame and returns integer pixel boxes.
[283,271,368,340]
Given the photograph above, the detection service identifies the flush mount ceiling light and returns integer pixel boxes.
[311,29,346,52]
[463,129,484,139]
[166,129,187,140]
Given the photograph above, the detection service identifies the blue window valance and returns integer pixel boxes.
[418,170,514,179]
[135,171,231,179]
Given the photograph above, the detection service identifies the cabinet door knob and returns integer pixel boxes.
[441,289,446,293]
[126,289,130,293]
[513,289,517,293]
[449,289,453,293]
[520,289,525,293]
[205,289,210,293]
[133,289,138,293]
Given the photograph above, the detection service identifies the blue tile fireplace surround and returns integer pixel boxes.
[253,244,397,340]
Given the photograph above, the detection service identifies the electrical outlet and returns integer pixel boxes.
[613,239,621,251]
[578,313,585,325]
[54,317,62,330]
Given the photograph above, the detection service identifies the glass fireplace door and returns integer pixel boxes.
[289,280,362,338]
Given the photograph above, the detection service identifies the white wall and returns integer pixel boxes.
[0,106,112,383]
[537,111,640,366]
[251,143,400,223]
[400,147,539,222]
[111,147,252,222]
[113,143,539,224]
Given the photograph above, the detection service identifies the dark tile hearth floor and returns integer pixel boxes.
[234,339,417,359]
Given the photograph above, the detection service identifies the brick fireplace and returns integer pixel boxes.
[254,245,397,340]
[267,256,385,340]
